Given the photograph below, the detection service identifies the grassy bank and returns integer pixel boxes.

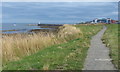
[3,24,103,70]
[2,24,82,64]
[0,33,2,71]
[102,24,119,69]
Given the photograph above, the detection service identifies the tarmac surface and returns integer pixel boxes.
[83,26,117,70]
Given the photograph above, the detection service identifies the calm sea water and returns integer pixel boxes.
[2,23,38,30]
[2,23,49,34]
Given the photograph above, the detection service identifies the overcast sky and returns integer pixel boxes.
[1,0,119,2]
[2,2,118,24]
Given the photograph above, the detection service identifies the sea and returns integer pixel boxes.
[1,23,51,34]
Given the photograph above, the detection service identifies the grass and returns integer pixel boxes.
[102,24,119,69]
[2,24,82,64]
[0,33,2,71]
[3,24,103,70]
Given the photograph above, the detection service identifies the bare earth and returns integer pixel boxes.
[83,26,116,70]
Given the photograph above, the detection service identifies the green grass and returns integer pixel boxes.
[2,24,82,64]
[3,24,103,70]
[102,24,119,69]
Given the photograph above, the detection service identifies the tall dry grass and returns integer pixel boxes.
[58,24,83,41]
[2,25,82,64]
[0,33,2,71]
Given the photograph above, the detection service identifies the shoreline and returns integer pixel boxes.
[2,23,106,34]
[2,24,64,34]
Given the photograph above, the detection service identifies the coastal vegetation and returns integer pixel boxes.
[102,24,119,69]
[2,24,82,64]
[3,24,103,70]
[0,33,2,71]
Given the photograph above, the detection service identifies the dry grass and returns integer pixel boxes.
[3,33,56,63]
[57,24,83,41]
[2,25,82,64]
[0,33,2,71]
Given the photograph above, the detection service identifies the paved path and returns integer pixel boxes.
[83,26,116,70]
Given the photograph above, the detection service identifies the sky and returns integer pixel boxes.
[2,2,118,24]
[1,0,119,2]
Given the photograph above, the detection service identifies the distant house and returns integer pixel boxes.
[92,18,117,24]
